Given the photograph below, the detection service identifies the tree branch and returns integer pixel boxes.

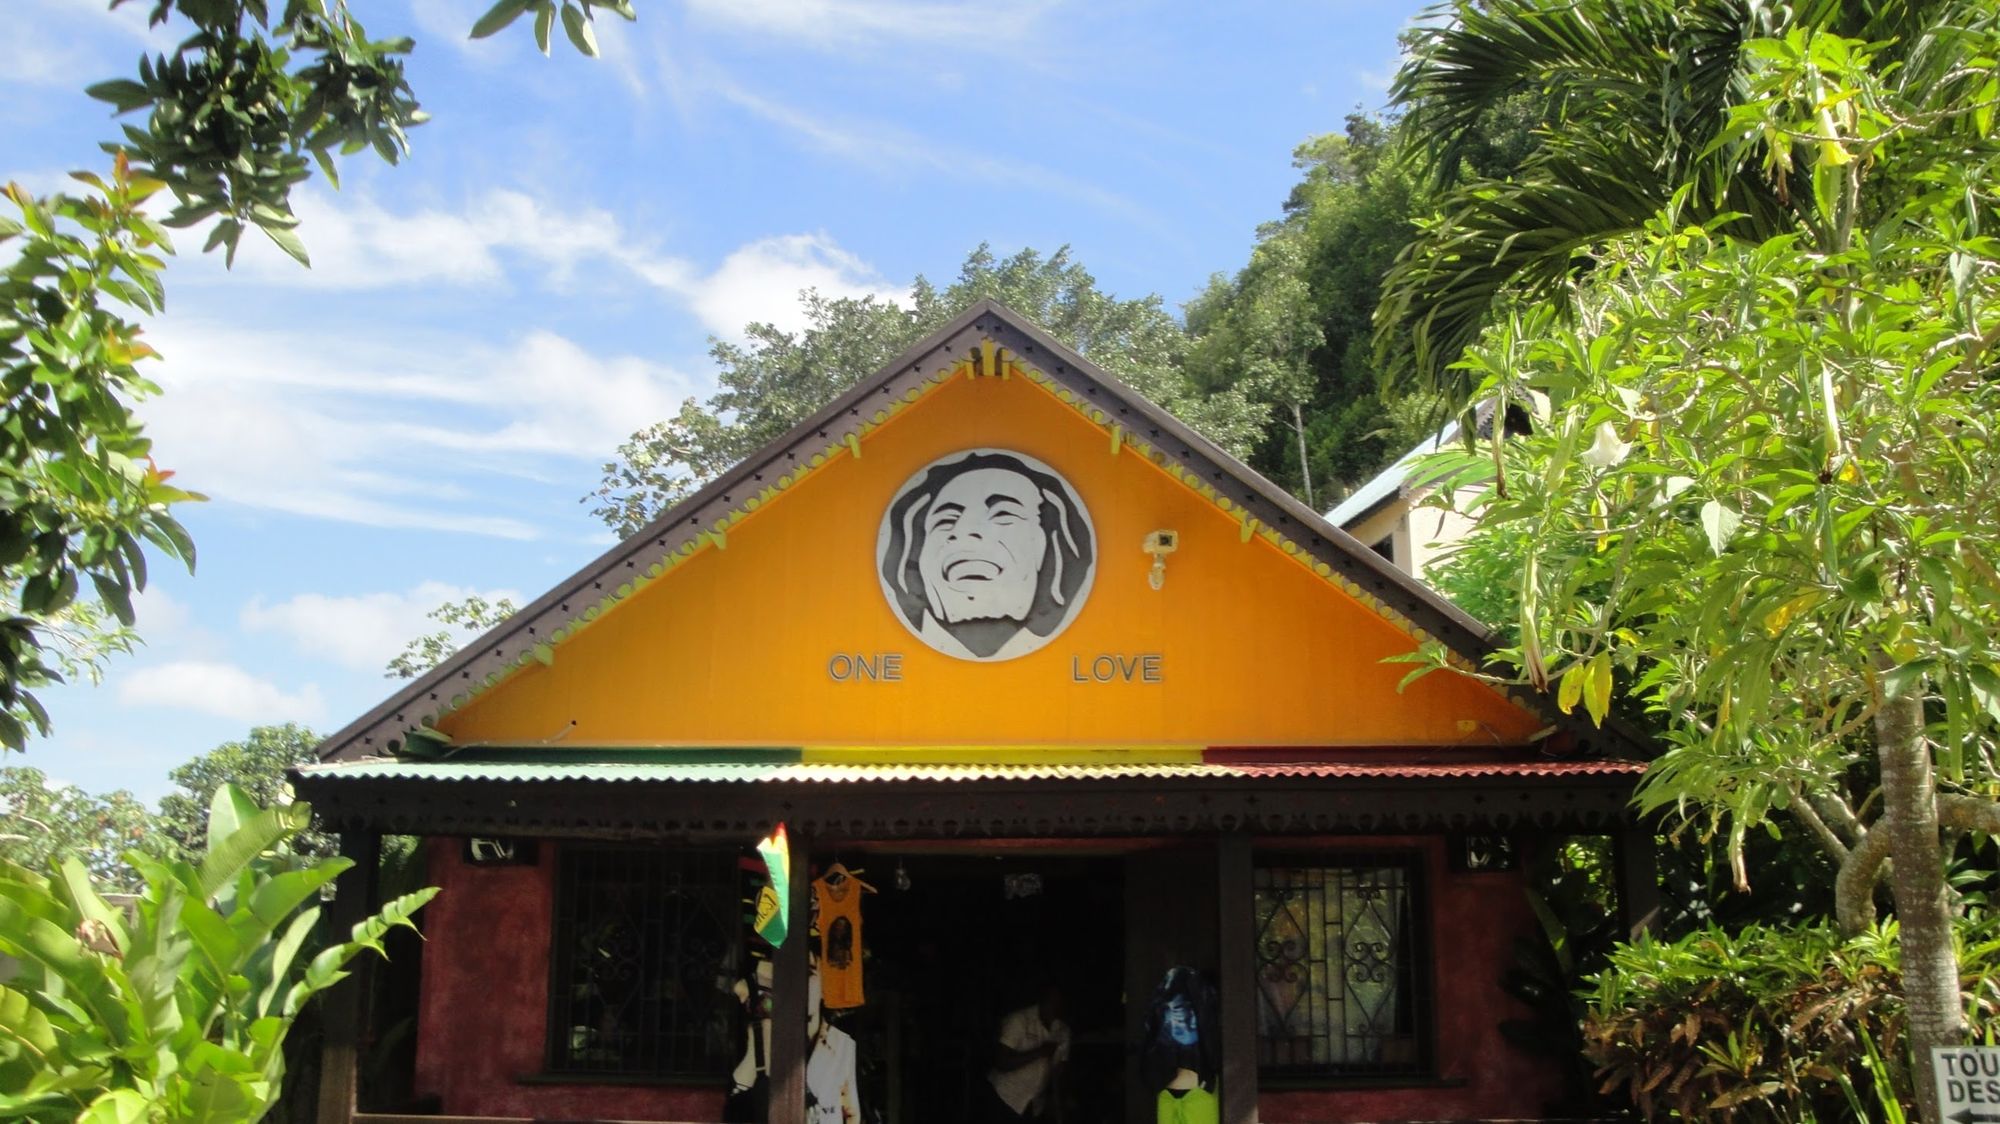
[1789,789,1850,864]
[1808,788,1866,844]
[1938,793,2000,835]
[1835,821,1893,936]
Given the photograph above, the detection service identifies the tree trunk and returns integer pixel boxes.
[1291,402,1314,510]
[1874,676,1965,1123]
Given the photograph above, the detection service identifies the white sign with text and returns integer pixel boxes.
[1933,1045,2000,1122]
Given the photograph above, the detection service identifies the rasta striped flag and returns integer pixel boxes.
[754,822,791,948]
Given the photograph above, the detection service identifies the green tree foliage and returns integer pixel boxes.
[156,723,326,858]
[467,0,637,58]
[5,0,594,752]
[1183,104,1545,509]
[1187,119,1439,506]
[0,769,173,895]
[589,245,1261,537]
[1375,0,1952,400]
[1,0,426,752]
[86,0,425,265]
[0,784,435,1124]
[1398,9,2000,1113]
[385,595,518,679]
[1,166,201,754]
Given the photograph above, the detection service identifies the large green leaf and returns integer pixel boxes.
[229,862,345,954]
[284,887,438,1017]
[173,895,244,1014]
[76,1088,149,1124]
[248,906,321,1021]
[194,801,310,904]
[0,985,59,1092]
[0,896,138,1053]
[201,785,262,861]
[52,858,129,959]
[174,1041,268,1124]
[469,0,532,38]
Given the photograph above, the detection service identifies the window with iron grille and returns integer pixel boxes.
[548,846,738,1078]
[1251,854,1428,1078]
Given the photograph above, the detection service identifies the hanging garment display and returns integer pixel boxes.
[804,1021,860,1124]
[1139,967,1220,1094]
[812,862,873,1009]
[1155,1086,1220,1124]
[722,962,773,1123]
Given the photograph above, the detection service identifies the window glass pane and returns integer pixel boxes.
[550,847,738,1077]
[1252,857,1423,1076]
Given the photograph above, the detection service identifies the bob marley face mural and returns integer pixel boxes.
[878,450,1096,661]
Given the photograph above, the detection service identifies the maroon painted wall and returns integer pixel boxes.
[1254,835,1562,1124]
[412,834,1560,1124]
[411,838,727,1122]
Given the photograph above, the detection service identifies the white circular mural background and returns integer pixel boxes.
[877,449,1097,662]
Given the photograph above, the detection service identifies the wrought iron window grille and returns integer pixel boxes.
[1251,852,1430,1079]
[547,845,739,1078]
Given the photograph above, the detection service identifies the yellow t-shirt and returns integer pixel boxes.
[813,875,865,1009]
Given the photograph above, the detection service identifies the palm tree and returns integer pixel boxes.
[1373,0,1952,400]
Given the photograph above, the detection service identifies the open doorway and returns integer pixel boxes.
[812,852,1126,1124]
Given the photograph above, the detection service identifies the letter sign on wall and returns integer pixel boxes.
[877,449,1096,662]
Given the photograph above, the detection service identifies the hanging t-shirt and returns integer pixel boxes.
[1156,1086,1219,1124]
[805,1023,860,1124]
[813,874,865,1009]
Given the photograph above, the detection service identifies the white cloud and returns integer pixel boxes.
[215,188,898,338]
[117,660,325,724]
[691,234,905,337]
[138,318,701,538]
[683,0,1059,54]
[711,81,1145,221]
[1357,51,1405,99]
[2,0,169,88]
[407,0,496,58]
[131,586,192,637]
[129,186,908,537]
[225,189,640,291]
[243,580,522,673]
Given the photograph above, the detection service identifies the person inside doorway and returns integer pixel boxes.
[984,983,1070,1122]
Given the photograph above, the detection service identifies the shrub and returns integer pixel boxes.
[1583,918,2000,1121]
[0,784,435,1123]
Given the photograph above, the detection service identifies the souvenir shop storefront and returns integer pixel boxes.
[295,303,1651,1124]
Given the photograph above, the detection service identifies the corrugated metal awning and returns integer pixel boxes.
[295,749,1644,786]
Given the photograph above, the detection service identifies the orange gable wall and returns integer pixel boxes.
[440,371,1536,748]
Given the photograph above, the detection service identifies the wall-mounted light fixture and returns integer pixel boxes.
[1142,530,1179,590]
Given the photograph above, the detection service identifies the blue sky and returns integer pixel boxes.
[8,0,1425,799]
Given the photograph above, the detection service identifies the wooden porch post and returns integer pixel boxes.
[1216,833,1257,1124]
[1615,828,1662,939]
[768,835,812,1124]
[316,828,381,1124]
